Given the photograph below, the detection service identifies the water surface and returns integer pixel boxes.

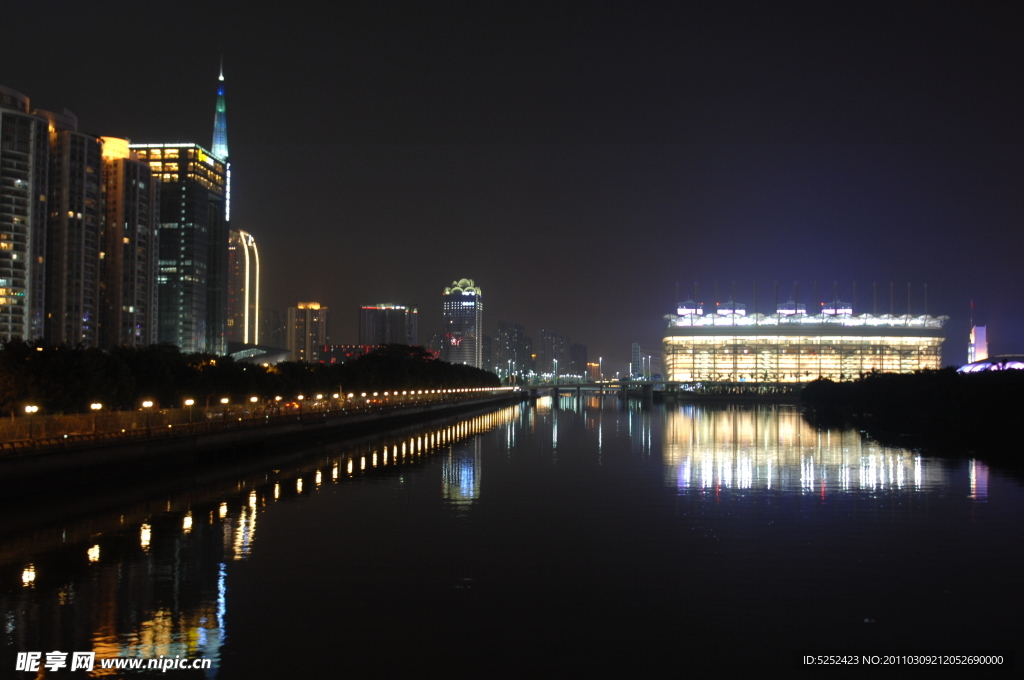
[2,397,1020,677]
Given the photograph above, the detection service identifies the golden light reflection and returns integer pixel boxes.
[219,503,227,518]
[662,407,946,495]
[183,512,193,534]
[87,545,100,563]
[140,523,151,551]
[21,564,35,586]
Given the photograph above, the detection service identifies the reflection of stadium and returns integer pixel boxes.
[663,301,946,382]
[662,406,952,493]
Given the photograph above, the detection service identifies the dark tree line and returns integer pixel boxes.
[801,368,1024,463]
[0,341,499,415]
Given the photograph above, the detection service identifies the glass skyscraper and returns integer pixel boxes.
[441,278,482,368]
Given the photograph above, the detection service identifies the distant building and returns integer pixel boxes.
[569,343,588,377]
[287,302,327,362]
[630,343,642,378]
[227,230,260,345]
[968,325,988,363]
[99,137,159,348]
[359,303,418,345]
[442,278,482,368]
[495,321,531,377]
[537,329,570,375]
[663,300,947,382]
[0,85,48,342]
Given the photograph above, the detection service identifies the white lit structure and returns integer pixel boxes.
[968,325,987,364]
[663,301,947,382]
[227,230,260,345]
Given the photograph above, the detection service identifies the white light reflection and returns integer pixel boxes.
[663,407,948,496]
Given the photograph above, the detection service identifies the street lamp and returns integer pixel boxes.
[220,397,229,420]
[24,405,38,440]
[142,400,154,433]
[185,398,194,424]
[250,396,258,417]
[90,402,102,433]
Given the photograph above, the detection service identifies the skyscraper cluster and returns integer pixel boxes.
[0,66,260,354]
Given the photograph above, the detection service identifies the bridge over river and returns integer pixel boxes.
[529,380,803,402]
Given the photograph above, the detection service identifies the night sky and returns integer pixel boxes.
[5,2,1021,369]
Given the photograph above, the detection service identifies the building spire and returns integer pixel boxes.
[212,58,229,160]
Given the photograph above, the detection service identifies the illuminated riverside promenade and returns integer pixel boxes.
[1,397,1020,676]
[0,388,520,488]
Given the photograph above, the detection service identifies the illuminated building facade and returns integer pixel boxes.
[287,302,327,362]
[130,142,226,353]
[663,300,946,382]
[359,303,418,345]
[442,278,482,368]
[227,230,259,345]
[99,137,159,348]
[968,325,987,363]
[0,86,49,341]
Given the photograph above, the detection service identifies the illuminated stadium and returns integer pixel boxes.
[663,299,947,383]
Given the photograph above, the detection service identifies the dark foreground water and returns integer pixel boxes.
[1,397,1021,678]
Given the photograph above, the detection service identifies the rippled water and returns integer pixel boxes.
[2,397,1021,677]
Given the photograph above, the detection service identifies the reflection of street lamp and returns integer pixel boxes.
[185,399,194,424]
[90,402,102,433]
[24,405,38,440]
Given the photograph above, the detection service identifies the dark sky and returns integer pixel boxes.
[5,2,1022,369]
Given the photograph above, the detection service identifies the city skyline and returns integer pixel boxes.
[2,3,1022,368]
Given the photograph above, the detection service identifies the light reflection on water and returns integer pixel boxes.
[662,405,952,495]
[0,399,1020,677]
[0,404,522,677]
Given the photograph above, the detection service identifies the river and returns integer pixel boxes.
[2,396,1020,677]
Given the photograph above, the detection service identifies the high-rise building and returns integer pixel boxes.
[38,109,103,346]
[0,86,49,342]
[441,278,482,368]
[359,303,418,345]
[968,325,988,363]
[129,67,229,354]
[287,302,327,362]
[130,142,226,353]
[630,342,642,378]
[494,321,529,377]
[227,230,259,345]
[98,137,159,348]
[537,329,570,375]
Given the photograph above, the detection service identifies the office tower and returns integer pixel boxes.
[129,67,229,354]
[227,230,259,345]
[968,326,988,363]
[0,86,49,342]
[359,303,418,345]
[631,342,642,378]
[99,137,159,348]
[287,302,327,362]
[131,142,226,353]
[36,109,103,346]
[441,278,482,368]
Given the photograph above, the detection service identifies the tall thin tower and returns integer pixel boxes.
[212,59,231,222]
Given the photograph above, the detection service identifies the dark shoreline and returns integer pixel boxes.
[801,369,1024,475]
